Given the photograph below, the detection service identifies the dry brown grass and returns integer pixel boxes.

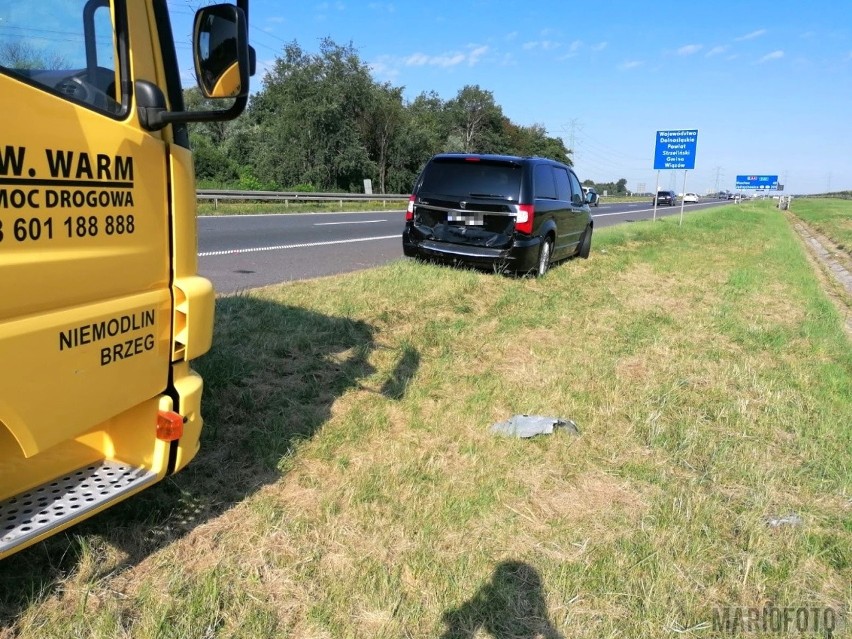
[3,203,850,638]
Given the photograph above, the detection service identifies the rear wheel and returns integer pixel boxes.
[578,224,592,259]
[536,237,553,277]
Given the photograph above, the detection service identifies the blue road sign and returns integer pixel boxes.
[654,129,698,170]
[735,175,779,190]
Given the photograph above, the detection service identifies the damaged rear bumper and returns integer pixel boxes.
[403,227,541,272]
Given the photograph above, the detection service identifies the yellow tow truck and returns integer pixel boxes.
[0,0,253,559]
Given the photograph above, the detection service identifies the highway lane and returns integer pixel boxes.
[198,210,406,293]
[589,198,725,228]
[199,199,729,293]
[198,211,403,254]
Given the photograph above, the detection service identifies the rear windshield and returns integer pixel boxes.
[419,159,522,200]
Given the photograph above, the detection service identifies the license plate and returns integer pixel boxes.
[447,212,484,225]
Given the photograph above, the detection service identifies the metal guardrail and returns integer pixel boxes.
[197,189,410,208]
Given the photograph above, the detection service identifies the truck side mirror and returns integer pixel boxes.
[137,2,254,130]
[194,4,250,99]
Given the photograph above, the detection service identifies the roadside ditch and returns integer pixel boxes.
[788,213,852,336]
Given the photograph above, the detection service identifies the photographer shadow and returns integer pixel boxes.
[440,560,565,639]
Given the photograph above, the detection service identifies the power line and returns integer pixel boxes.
[574,131,652,164]
[713,166,723,193]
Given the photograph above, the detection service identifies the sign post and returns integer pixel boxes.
[653,171,661,221]
[653,129,698,226]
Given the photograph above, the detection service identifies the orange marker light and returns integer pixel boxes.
[156,410,184,441]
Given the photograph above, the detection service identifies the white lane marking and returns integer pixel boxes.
[199,235,399,257]
[314,220,387,226]
[199,210,405,220]
[592,208,658,217]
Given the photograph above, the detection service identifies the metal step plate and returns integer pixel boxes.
[1,461,157,554]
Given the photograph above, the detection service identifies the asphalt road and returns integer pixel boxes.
[199,199,729,293]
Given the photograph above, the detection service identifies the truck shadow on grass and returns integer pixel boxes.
[0,293,411,624]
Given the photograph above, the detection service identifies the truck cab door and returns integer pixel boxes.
[0,0,172,459]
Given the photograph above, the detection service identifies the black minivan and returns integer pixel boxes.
[402,154,593,275]
[654,190,677,206]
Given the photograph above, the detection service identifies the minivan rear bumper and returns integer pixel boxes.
[403,227,541,272]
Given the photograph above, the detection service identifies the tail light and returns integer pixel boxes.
[515,204,535,234]
[406,195,415,221]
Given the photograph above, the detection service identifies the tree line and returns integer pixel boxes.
[587,178,629,195]
[2,35,629,196]
[187,38,572,194]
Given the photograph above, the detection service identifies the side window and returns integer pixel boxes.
[533,165,557,200]
[568,171,584,205]
[0,0,123,115]
[553,167,571,202]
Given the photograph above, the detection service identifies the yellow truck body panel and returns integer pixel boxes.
[0,0,250,559]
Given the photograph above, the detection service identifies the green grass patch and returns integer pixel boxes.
[792,197,852,250]
[2,200,850,638]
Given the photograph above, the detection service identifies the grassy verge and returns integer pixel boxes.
[792,197,852,251]
[2,201,850,638]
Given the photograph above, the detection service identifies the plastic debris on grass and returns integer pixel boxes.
[765,513,804,528]
[490,415,580,438]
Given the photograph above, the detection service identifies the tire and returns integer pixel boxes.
[536,237,553,277]
[578,224,592,259]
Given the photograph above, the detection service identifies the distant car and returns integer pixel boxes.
[582,186,600,207]
[727,193,737,200]
[682,192,699,204]
[654,190,677,206]
[403,153,593,276]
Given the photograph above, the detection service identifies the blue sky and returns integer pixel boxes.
[170,1,852,195]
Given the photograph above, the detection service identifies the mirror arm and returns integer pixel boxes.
[136,78,248,132]
[154,95,248,127]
